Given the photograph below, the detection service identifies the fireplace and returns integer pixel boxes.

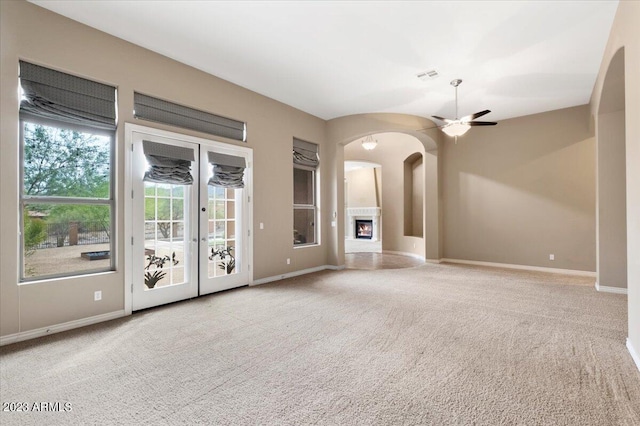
[347,207,381,241]
[355,220,373,239]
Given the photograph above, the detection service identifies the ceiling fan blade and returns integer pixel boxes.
[460,110,491,121]
[431,115,453,123]
[467,121,497,126]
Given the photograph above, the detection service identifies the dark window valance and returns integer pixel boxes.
[293,138,319,168]
[134,93,246,142]
[208,152,246,189]
[143,140,195,185]
[19,61,117,131]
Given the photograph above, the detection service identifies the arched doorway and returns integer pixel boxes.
[326,113,440,267]
[340,129,438,267]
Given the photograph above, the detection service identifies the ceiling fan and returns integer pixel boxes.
[432,79,497,142]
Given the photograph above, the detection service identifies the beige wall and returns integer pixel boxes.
[345,168,379,208]
[596,46,627,291]
[590,0,640,366]
[442,105,596,272]
[0,0,329,337]
[597,110,627,288]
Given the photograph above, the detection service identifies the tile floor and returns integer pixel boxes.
[344,239,425,270]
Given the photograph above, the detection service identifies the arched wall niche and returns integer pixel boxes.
[325,113,441,266]
[404,152,424,238]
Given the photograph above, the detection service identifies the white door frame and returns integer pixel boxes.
[124,123,253,314]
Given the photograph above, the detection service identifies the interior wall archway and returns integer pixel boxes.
[325,113,440,266]
[596,47,626,290]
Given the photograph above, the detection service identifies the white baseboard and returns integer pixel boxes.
[251,264,345,286]
[595,281,628,294]
[382,250,426,261]
[441,258,597,277]
[326,264,347,271]
[0,310,127,347]
[627,338,640,372]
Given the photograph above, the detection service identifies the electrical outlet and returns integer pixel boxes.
[286,258,290,265]
[259,222,264,230]
[549,254,555,261]
[94,290,102,301]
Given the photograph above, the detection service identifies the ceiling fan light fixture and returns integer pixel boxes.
[442,122,470,137]
[361,135,378,150]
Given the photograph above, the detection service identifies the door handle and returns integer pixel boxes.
[192,238,197,243]
[201,238,207,242]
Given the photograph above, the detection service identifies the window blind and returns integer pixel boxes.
[293,138,319,168]
[143,140,195,185]
[19,61,117,130]
[134,93,246,142]
[208,152,246,189]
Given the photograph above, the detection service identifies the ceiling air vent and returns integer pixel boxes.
[417,70,439,81]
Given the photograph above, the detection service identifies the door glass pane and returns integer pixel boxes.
[207,181,239,278]
[208,185,224,199]
[144,198,156,220]
[227,201,235,218]
[214,221,225,240]
[172,198,184,220]
[171,222,184,242]
[215,201,225,219]
[157,184,171,197]
[227,220,236,240]
[156,222,171,241]
[157,198,171,220]
[144,181,188,290]
[172,186,184,197]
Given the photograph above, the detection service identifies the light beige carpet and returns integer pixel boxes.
[1,263,639,425]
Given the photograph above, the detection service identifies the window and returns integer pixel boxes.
[293,138,319,246]
[19,62,116,281]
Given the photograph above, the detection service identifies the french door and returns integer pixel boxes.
[127,124,251,311]
[198,146,250,295]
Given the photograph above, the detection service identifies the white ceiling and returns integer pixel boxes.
[30,1,618,122]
